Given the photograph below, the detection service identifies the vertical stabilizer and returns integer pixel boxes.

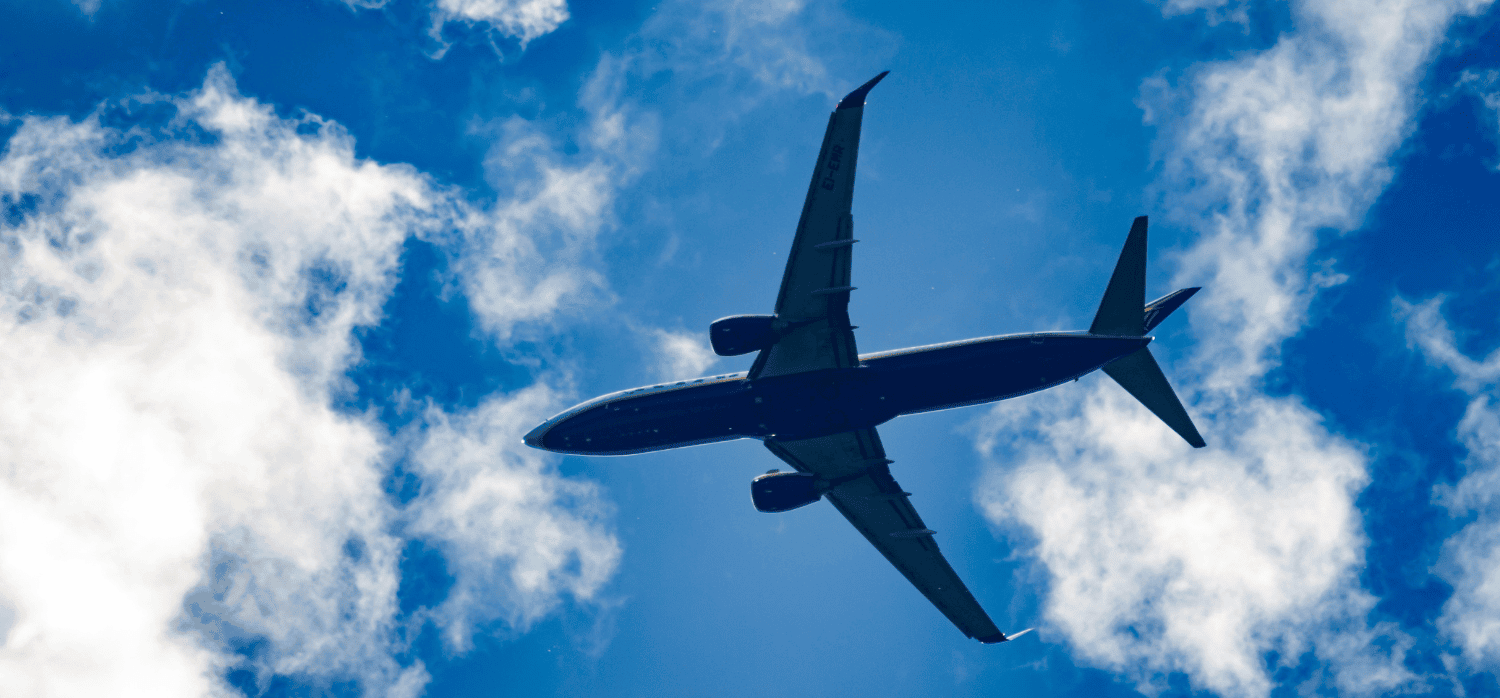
[1090,215,1206,448]
[1089,216,1148,336]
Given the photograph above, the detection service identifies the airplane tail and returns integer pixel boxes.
[1089,216,1206,448]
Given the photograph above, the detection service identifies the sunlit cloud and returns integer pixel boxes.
[647,329,720,381]
[974,0,1493,695]
[0,65,619,696]
[406,384,621,652]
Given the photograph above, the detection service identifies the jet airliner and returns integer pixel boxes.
[524,72,1205,644]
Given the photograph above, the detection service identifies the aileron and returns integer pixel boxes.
[524,71,1206,647]
[764,429,1006,642]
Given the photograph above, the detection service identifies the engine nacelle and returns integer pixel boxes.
[710,314,778,356]
[750,471,824,512]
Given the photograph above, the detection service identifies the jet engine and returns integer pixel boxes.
[709,314,778,356]
[750,471,823,512]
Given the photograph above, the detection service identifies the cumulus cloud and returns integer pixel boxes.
[1397,296,1500,667]
[406,384,620,651]
[453,61,656,341]
[643,0,832,98]
[0,65,619,696]
[975,0,1492,695]
[647,329,719,381]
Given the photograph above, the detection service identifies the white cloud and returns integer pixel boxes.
[332,0,568,57]
[1397,296,1500,668]
[0,65,619,696]
[426,57,660,349]
[978,387,1406,696]
[406,384,621,651]
[975,0,1492,695]
[433,0,568,43]
[647,329,720,381]
[424,0,570,59]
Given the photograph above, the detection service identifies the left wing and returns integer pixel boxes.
[749,72,888,379]
[763,427,1012,643]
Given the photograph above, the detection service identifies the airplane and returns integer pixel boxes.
[523,72,1205,644]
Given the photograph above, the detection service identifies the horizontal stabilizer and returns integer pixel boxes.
[1090,216,1148,336]
[1103,348,1206,448]
[1144,287,1200,332]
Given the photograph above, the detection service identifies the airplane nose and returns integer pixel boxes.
[523,422,549,449]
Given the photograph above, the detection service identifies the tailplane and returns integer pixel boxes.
[1090,216,1206,448]
[1102,349,1206,448]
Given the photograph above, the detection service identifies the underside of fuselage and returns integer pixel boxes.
[524,332,1149,455]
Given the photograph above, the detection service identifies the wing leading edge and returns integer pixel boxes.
[754,73,1013,644]
[763,428,1011,643]
[749,71,888,379]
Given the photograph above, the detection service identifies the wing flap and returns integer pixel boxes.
[751,74,887,379]
[763,429,1005,642]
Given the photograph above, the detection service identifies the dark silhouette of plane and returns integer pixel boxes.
[524,72,1204,644]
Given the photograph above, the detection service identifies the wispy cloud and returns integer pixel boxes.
[1156,0,1253,25]
[330,0,570,58]
[406,383,621,651]
[975,0,1492,695]
[424,0,570,58]
[1397,296,1500,669]
[451,60,658,342]
[597,0,893,156]
[0,65,618,696]
[430,0,569,45]
[1458,67,1500,166]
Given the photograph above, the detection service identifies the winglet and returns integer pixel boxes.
[976,627,1034,644]
[837,71,890,110]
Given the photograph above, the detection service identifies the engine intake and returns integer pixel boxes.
[710,314,778,356]
[750,471,823,512]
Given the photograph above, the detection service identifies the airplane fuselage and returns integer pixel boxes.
[525,332,1150,455]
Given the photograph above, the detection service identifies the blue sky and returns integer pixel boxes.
[2,0,1500,696]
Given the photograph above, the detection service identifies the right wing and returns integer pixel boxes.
[749,72,888,380]
[763,428,1012,643]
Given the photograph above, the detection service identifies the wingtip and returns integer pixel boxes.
[836,71,890,110]
[977,627,1034,644]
